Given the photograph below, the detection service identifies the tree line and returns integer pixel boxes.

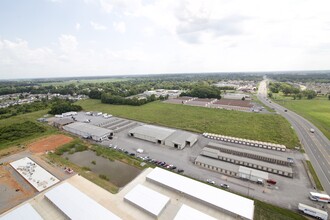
[268,82,317,99]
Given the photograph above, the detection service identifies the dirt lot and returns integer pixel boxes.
[0,165,36,214]
[28,134,73,153]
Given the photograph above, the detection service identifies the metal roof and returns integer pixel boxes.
[238,166,269,180]
[45,182,121,220]
[207,142,288,162]
[64,122,113,137]
[174,204,217,220]
[0,203,43,220]
[53,118,74,125]
[124,184,170,217]
[165,131,198,145]
[146,167,254,220]
[195,155,239,173]
[129,125,175,141]
[218,152,293,174]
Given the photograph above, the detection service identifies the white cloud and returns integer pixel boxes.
[99,0,141,14]
[75,23,81,30]
[113,21,126,33]
[59,34,78,53]
[90,21,107,30]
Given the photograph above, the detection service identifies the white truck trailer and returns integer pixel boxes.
[298,203,328,220]
[310,192,330,203]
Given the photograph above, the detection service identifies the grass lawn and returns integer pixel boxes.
[254,200,307,220]
[0,109,59,150]
[272,95,330,140]
[77,99,299,148]
[306,160,324,191]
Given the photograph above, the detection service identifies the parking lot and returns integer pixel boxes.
[97,127,320,210]
[58,112,328,211]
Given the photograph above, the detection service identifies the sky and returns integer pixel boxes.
[0,0,330,79]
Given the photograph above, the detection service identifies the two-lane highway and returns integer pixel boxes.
[258,79,330,194]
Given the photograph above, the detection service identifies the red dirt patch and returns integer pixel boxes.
[28,134,73,153]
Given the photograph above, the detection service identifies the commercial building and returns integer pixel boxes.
[0,203,43,220]
[174,204,217,220]
[129,125,175,144]
[124,184,170,217]
[146,167,255,220]
[200,147,293,177]
[45,182,122,220]
[64,122,113,141]
[164,131,198,149]
[129,125,198,149]
[206,142,291,166]
[195,156,269,182]
[52,118,74,128]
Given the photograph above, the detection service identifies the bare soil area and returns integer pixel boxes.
[28,134,73,153]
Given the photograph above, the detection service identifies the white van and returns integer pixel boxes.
[136,148,144,153]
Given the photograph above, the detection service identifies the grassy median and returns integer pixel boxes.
[306,160,324,191]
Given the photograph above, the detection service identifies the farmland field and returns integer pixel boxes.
[77,99,300,148]
[272,95,330,140]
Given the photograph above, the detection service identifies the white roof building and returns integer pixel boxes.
[0,203,43,220]
[45,182,121,220]
[124,184,170,217]
[174,204,217,220]
[64,122,113,141]
[146,167,254,220]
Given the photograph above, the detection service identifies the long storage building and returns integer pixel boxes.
[128,125,198,149]
[64,122,113,141]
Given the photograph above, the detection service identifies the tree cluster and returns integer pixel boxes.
[48,100,82,115]
[180,86,221,99]
[269,82,317,99]
[101,93,166,106]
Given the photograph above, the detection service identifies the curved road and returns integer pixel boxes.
[258,79,330,194]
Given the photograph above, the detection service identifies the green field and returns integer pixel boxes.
[77,99,299,148]
[272,95,330,140]
[254,200,307,220]
[40,77,131,86]
[0,109,58,150]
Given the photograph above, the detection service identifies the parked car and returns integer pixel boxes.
[177,169,184,173]
[266,179,277,185]
[220,183,229,189]
[206,179,215,184]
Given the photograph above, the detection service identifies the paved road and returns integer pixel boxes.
[258,79,330,194]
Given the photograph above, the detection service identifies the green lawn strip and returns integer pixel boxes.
[270,93,330,140]
[77,99,299,148]
[254,200,307,220]
[251,94,275,112]
[45,153,119,193]
[90,145,146,169]
[306,160,324,191]
[279,99,329,140]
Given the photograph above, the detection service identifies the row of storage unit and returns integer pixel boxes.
[206,142,292,166]
[201,147,293,177]
[195,156,269,182]
[203,133,286,151]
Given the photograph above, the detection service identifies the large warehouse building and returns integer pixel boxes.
[128,125,198,149]
[63,122,113,141]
